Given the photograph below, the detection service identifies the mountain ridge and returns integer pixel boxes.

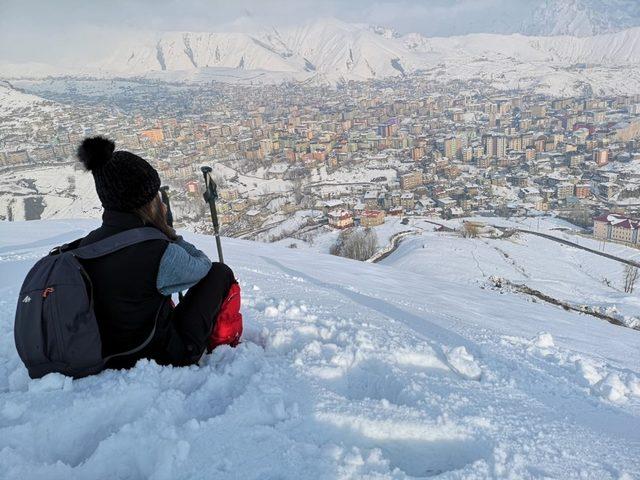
[5,18,640,96]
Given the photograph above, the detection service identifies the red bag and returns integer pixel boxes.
[208,282,243,351]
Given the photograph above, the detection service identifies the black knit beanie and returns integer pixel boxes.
[77,136,160,211]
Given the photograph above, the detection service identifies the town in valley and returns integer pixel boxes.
[2,74,640,251]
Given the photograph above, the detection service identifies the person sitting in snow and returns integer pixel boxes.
[76,136,242,369]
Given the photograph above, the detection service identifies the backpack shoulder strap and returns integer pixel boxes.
[72,227,169,260]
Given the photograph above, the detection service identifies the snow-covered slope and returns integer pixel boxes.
[0,83,53,116]
[380,217,640,329]
[1,219,639,479]
[98,18,423,82]
[102,19,640,77]
[0,164,101,222]
[93,19,640,94]
[406,27,640,66]
[6,17,640,94]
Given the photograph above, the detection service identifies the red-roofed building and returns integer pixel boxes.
[328,209,354,229]
[594,213,640,244]
[360,210,385,227]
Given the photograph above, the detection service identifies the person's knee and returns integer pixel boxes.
[208,262,236,289]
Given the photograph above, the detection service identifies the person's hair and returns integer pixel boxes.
[134,195,177,240]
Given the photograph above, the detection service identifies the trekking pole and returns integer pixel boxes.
[160,185,184,302]
[201,166,224,264]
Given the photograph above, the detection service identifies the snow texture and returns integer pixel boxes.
[0,219,639,479]
[8,17,640,95]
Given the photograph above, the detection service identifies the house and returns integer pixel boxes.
[245,209,263,227]
[266,163,289,179]
[448,206,465,218]
[400,192,415,210]
[435,197,457,209]
[353,202,366,216]
[520,187,541,202]
[598,182,619,200]
[360,210,385,227]
[593,213,640,244]
[363,191,379,209]
[322,199,345,215]
[185,181,199,194]
[575,184,590,198]
[328,209,354,229]
[556,183,574,200]
[400,171,423,190]
[388,206,404,216]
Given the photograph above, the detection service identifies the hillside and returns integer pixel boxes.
[99,20,640,80]
[6,18,640,95]
[0,83,54,116]
[380,217,640,329]
[0,219,639,479]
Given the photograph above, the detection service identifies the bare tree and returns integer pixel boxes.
[624,265,638,294]
[292,178,304,204]
[330,228,378,261]
[461,222,480,238]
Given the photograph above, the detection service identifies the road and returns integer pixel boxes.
[370,217,640,270]
[499,227,640,269]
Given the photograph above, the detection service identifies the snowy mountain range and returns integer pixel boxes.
[0,219,639,478]
[74,18,640,95]
[4,16,640,95]
[94,18,640,80]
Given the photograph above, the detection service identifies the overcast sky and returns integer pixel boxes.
[0,0,539,64]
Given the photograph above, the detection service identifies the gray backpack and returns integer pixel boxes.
[14,227,168,379]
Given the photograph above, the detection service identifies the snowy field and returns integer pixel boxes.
[0,164,101,221]
[381,216,640,328]
[272,214,640,326]
[271,217,426,255]
[1,219,639,479]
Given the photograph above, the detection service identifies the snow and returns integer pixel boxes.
[0,84,54,116]
[533,332,555,349]
[381,216,640,328]
[0,164,101,221]
[1,218,640,478]
[8,18,640,95]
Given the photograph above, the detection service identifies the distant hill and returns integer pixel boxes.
[5,17,640,96]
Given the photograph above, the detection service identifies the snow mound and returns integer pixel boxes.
[534,332,555,349]
[593,373,630,403]
[1,220,639,478]
[445,346,482,381]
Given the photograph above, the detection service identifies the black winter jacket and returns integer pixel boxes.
[79,210,204,369]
